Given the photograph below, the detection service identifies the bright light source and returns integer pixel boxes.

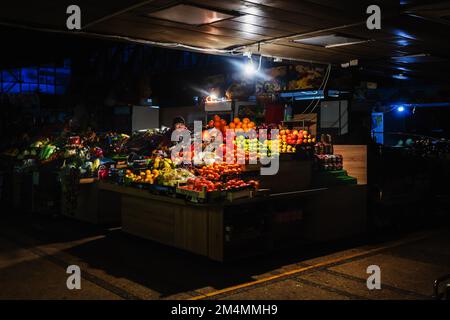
[244,63,256,75]
[397,106,405,112]
[243,60,256,76]
[210,94,218,100]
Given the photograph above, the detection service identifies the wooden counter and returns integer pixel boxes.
[61,179,121,225]
[98,181,367,262]
[98,181,224,260]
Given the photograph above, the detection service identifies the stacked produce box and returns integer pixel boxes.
[314,154,343,171]
[312,135,357,186]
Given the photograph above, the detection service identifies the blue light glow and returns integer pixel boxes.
[0,60,71,94]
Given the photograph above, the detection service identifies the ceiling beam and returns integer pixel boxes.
[82,0,161,29]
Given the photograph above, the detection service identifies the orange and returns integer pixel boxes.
[229,123,236,129]
[248,122,255,128]
[243,118,250,124]
[233,117,241,124]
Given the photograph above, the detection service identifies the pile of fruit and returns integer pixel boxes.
[228,117,256,133]
[150,157,175,170]
[222,178,255,191]
[184,178,221,192]
[279,129,315,153]
[124,166,195,187]
[178,159,260,196]
[125,169,159,184]
[314,154,343,171]
[207,115,256,134]
[157,168,196,187]
[207,115,229,134]
[315,139,333,155]
[197,163,242,181]
[183,177,259,192]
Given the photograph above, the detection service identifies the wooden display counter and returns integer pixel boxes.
[61,178,121,225]
[98,181,223,260]
[98,181,367,262]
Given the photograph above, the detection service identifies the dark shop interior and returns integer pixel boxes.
[0,0,449,302]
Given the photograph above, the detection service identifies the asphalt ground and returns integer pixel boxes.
[0,214,449,300]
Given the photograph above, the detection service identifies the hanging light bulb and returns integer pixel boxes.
[244,59,257,76]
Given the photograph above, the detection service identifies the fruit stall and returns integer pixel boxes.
[2,115,367,261]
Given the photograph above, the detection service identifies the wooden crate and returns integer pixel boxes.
[226,189,253,202]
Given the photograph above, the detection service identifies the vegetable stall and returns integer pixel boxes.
[2,115,367,261]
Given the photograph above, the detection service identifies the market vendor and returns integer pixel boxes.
[159,116,187,149]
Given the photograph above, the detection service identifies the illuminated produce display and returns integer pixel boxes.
[3,113,359,202]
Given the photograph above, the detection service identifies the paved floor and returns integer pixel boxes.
[0,214,449,300]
